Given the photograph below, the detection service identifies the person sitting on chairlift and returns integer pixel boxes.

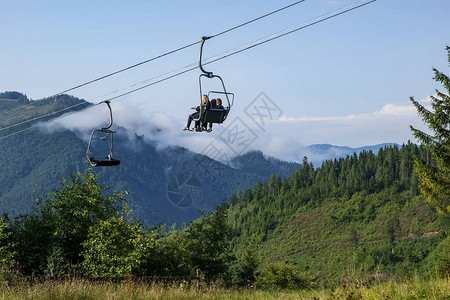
[206,98,224,132]
[215,98,224,110]
[183,95,210,131]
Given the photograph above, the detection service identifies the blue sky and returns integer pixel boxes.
[1,0,450,162]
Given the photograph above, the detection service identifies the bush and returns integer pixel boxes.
[257,263,310,290]
[81,211,156,277]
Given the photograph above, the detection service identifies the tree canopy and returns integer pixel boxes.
[410,46,450,214]
[11,170,154,277]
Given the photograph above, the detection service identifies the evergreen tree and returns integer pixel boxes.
[235,237,259,286]
[410,46,450,214]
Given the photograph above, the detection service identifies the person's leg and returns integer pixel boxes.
[185,114,193,130]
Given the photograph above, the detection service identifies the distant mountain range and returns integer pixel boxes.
[0,91,398,225]
[305,143,398,167]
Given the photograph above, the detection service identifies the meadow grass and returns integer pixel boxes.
[327,275,450,300]
[0,276,447,299]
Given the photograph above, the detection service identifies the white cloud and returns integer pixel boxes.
[274,100,431,149]
[374,103,416,116]
[44,99,431,164]
[279,101,426,123]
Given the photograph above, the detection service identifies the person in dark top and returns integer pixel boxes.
[215,98,224,110]
[184,95,210,131]
[206,98,225,132]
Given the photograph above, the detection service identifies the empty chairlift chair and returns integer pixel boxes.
[85,100,120,167]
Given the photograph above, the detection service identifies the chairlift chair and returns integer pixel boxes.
[193,36,234,129]
[85,100,120,167]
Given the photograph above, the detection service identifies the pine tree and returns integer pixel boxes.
[410,46,450,214]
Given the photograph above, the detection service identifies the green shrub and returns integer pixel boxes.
[257,263,310,290]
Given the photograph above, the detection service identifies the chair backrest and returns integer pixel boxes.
[200,106,229,124]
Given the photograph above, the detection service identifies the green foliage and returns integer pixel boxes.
[227,143,443,285]
[234,238,260,286]
[0,217,15,268]
[434,236,450,278]
[147,230,192,277]
[11,170,133,277]
[384,215,401,255]
[147,204,234,282]
[410,46,450,214]
[40,170,126,264]
[228,142,425,245]
[185,204,234,281]
[80,208,156,277]
[257,263,310,290]
[12,213,54,275]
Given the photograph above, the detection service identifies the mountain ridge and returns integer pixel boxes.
[305,142,398,167]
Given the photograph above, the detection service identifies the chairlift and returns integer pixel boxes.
[85,100,120,167]
[193,36,234,129]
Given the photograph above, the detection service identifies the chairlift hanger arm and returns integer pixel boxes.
[100,100,114,130]
[199,36,213,78]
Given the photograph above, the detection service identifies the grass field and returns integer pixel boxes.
[0,276,448,299]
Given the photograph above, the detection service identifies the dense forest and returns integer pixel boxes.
[0,142,448,288]
[227,142,449,285]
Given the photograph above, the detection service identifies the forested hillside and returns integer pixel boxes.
[6,142,443,286]
[226,143,449,285]
[0,91,90,130]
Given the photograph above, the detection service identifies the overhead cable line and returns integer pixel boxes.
[52,0,306,97]
[62,0,375,105]
[0,0,376,141]
[0,101,101,141]
[210,0,306,38]
[0,102,91,133]
[100,0,377,103]
[1,0,307,118]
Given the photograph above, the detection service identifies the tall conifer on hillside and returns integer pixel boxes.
[410,46,450,214]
